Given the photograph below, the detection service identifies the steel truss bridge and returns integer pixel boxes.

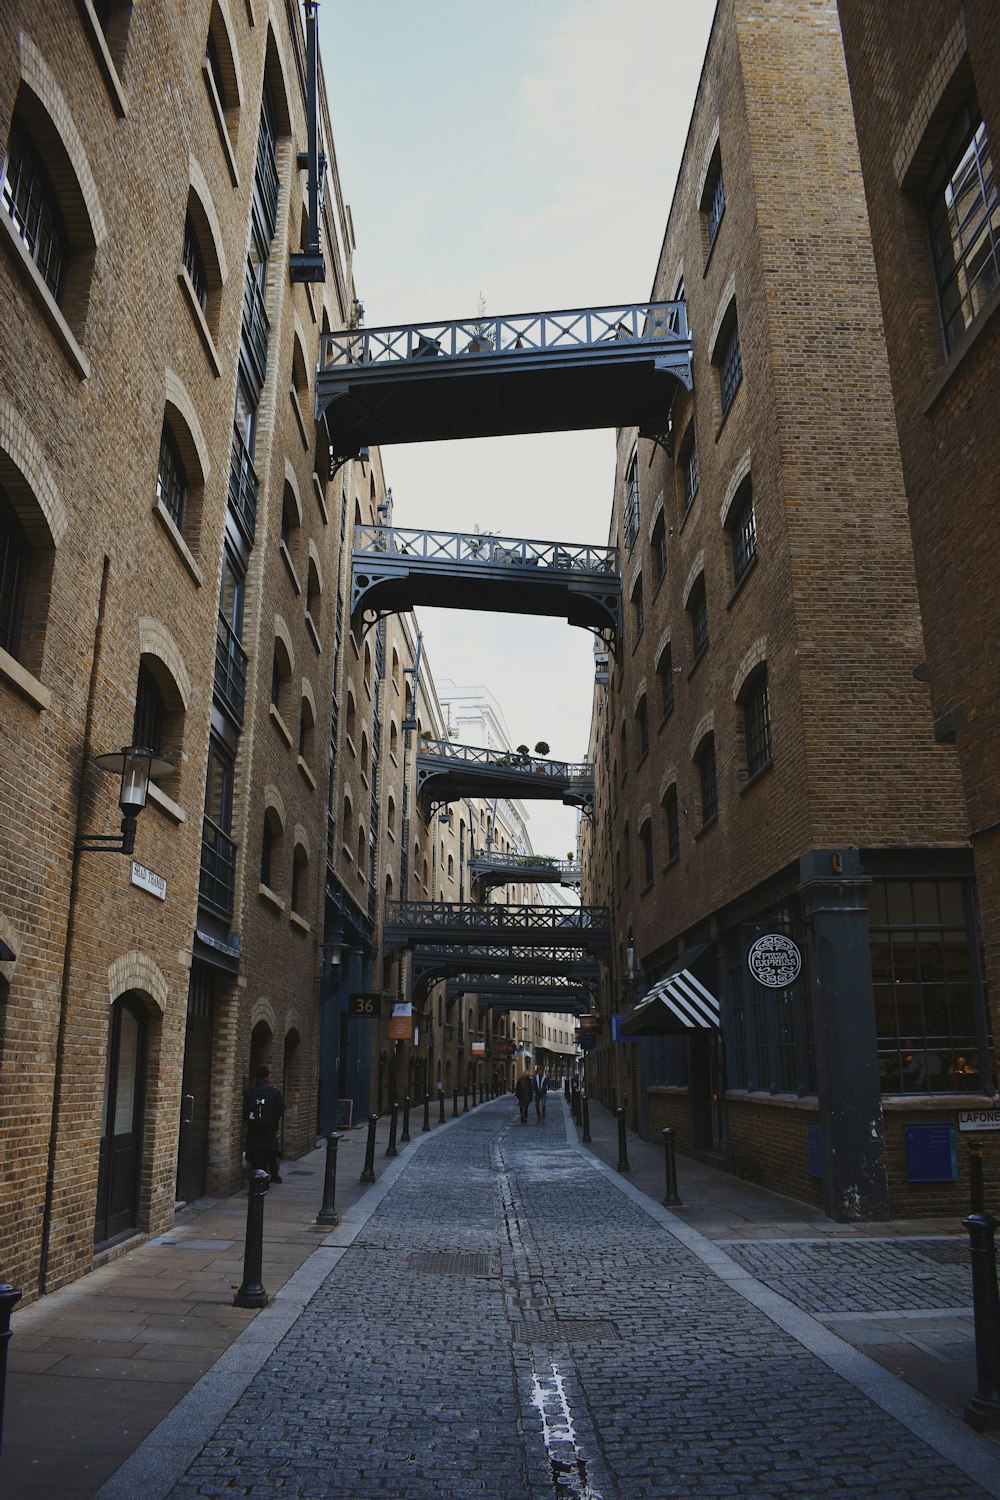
[351,525,620,635]
[411,944,600,998]
[316,301,693,461]
[384,900,609,958]
[469,851,582,894]
[416,739,594,814]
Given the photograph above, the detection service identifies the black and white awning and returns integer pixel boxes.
[620,946,720,1036]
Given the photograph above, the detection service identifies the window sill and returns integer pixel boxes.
[147,782,186,824]
[702,213,724,277]
[202,61,239,186]
[694,814,718,841]
[726,552,758,609]
[631,628,644,655]
[0,648,51,711]
[305,611,322,654]
[178,270,223,378]
[297,754,316,790]
[657,705,675,733]
[154,499,204,586]
[77,0,128,117]
[1,214,90,380]
[269,703,293,746]
[289,911,311,935]
[290,388,310,451]
[922,284,1000,416]
[280,540,301,594]
[312,472,329,526]
[635,750,649,772]
[662,855,680,873]
[687,646,708,682]
[639,880,654,897]
[678,493,698,537]
[258,882,285,912]
[342,843,353,863]
[345,731,358,759]
[738,758,773,796]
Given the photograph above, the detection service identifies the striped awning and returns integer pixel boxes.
[620,946,720,1036]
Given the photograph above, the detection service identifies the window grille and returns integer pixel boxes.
[707,162,726,248]
[698,737,718,826]
[133,663,166,755]
[652,513,667,584]
[718,317,743,415]
[731,482,757,584]
[663,786,679,864]
[681,429,699,511]
[1,124,67,303]
[658,644,674,718]
[0,487,28,660]
[635,697,649,761]
[631,575,644,641]
[182,214,208,311]
[926,95,1000,353]
[157,426,187,532]
[623,454,640,551]
[690,578,709,661]
[744,672,772,778]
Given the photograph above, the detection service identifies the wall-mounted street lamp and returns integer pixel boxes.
[76,745,173,856]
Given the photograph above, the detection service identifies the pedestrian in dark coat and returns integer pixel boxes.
[532,1066,550,1124]
[243,1064,285,1182]
[514,1069,533,1123]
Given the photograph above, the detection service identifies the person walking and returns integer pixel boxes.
[243,1064,285,1182]
[514,1068,533,1124]
[532,1065,550,1125]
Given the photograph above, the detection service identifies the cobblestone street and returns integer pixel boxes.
[91,1098,1000,1500]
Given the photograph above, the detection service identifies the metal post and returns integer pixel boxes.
[233,1170,269,1307]
[423,1093,431,1132]
[582,1089,592,1144]
[315,1132,342,1225]
[385,1101,399,1157]
[438,1087,446,1125]
[662,1127,682,1206]
[0,1283,22,1454]
[564,1078,570,1098]
[963,1141,1000,1431]
[401,1095,411,1143]
[463,1083,469,1113]
[360,1114,378,1183]
[452,1084,459,1119]
[616,1107,630,1174]
[472,1081,477,1106]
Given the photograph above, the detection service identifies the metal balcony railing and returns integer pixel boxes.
[320,301,689,373]
[386,899,607,937]
[214,612,248,726]
[417,739,589,782]
[228,426,259,543]
[471,852,581,882]
[199,817,237,919]
[355,525,616,576]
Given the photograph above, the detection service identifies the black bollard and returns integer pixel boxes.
[662,1127,682,1206]
[463,1084,469,1113]
[401,1095,411,1143]
[963,1140,1000,1431]
[616,1107,631,1174]
[438,1087,446,1125]
[360,1113,378,1182]
[582,1089,592,1143]
[0,1282,22,1454]
[452,1084,460,1119]
[472,1081,478,1106]
[564,1078,570,1098]
[385,1100,399,1157]
[316,1132,343,1225]
[423,1093,431,1132]
[234,1170,270,1307]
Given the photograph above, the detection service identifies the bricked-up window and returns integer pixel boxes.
[639,819,654,890]
[635,695,649,763]
[729,479,757,585]
[696,734,718,828]
[133,663,165,756]
[0,486,28,660]
[926,95,1000,354]
[657,641,675,719]
[679,424,699,513]
[157,425,187,533]
[662,785,680,865]
[1,123,68,304]
[623,451,640,552]
[743,668,773,779]
[871,878,992,1095]
[688,575,709,663]
[631,573,644,642]
[715,306,743,417]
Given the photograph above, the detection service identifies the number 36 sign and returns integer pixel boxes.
[348,991,383,1018]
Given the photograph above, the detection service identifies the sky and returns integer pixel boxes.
[319,0,716,858]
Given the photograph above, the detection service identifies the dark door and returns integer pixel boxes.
[95,995,147,1247]
[690,1031,727,1154]
[176,966,214,1204]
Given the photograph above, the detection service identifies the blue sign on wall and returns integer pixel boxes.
[904,1123,958,1183]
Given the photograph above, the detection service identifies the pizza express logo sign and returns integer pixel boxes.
[747,934,802,988]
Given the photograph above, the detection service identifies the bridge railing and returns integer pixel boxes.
[416,738,591,782]
[355,525,617,577]
[471,852,581,879]
[320,301,689,373]
[386,900,607,934]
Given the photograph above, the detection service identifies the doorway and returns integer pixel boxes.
[176,966,214,1205]
[95,993,148,1248]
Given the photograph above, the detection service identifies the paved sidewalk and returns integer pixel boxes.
[0,1092,995,1498]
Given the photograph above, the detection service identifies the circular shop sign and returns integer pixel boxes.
[747,933,802,988]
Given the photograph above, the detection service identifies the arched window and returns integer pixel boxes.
[298,694,315,765]
[741,667,773,780]
[157,424,187,533]
[271,636,292,718]
[306,556,321,626]
[133,662,166,755]
[387,795,396,835]
[342,795,353,850]
[290,842,308,915]
[346,690,357,744]
[260,805,282,890]
[696,734,718,828]
[634,695,649,764]
[0,485,29,660]
[389,721,398,760]
[1,122,68,303]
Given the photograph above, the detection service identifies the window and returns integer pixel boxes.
[271,637,291,718]
[635,695,649,763]
[0,486,28,660]
[639,819,654,890]
[651,512,667,585]
[157,425,187,533]
[280,483,300,563]
[657,642,675,719]
[182,213,208,312]
[679,424,699,513]
[623,451,640,552]
[291,844,308,915]
[697,735,718,828]
[299,695,315,764]
[662,785,680,865]
[260,807,281,890]
[133,663,165,755]
[619,722,627,783]
[871,879,990,1095]
[200,740,236,916]
[215,550,247,725]
[926,94,1000,354]
[718,313,743,416]
[622,822,631,885]
[743,669,772,779]
[705,155,726,250]
[631,574,644,642]
[306,557,322,626]
[342,795,353,850]
[1,123,68,304]
[688,575,709,662]
[729,479,757,585]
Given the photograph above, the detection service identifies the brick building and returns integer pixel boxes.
[582,0,995,1218]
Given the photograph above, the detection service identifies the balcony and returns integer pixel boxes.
[199,817,237,919]
[416,739,594,815]
[228,426,259,544]
[316,301,693,459]
[469,851,581,894]
[214,612,248,726]
[352,526,620,634]
[384,899,609,957]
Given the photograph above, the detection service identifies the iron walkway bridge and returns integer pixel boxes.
[383,900,609,958]
[445,975,597,1001]
[417,739,594,814]
[469,851,582,894]
[351,526,620,635]
[411,944,600,998]
[316,301,693,462]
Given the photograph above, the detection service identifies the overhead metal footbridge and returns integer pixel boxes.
[351,526,620,635]
[416,740,594,815]
[469,851,582,895]
[411,943,600,999]
[316,301,693,463]
[383,900,609,958]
